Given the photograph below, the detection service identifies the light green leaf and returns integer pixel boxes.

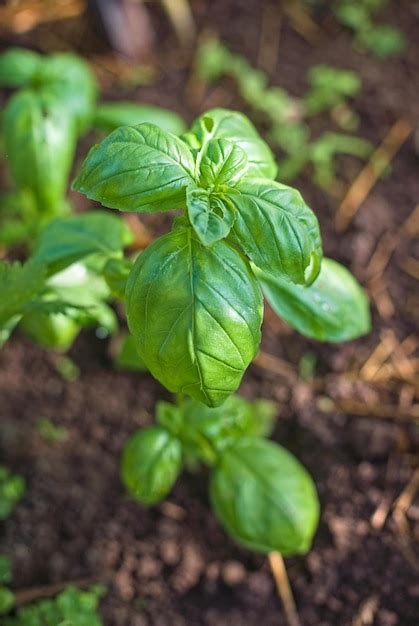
[93,102,186,136]
[227,179,322,285]
[33,211,130,275]
[210,437,319,555]
[126,227,263,407]
[0,259,46,330]
[4,90,77,216]
[73,123,195,213]
[121,426,182,505]
[187,108,277,179]
[35,53,98,133]
[198,138,248,187]
[0,47,40,87]
[256,257,371,342]
[114,332,147,372]
[20,310,80,352]
[186,185,235,246]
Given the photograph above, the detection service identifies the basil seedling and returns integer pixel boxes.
[73,107,370,406]
[121,395,320,556]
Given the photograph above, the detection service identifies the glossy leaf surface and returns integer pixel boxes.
[126,227,263,406]
[256,257,371,341]
[73,123,195,213]
[210,437,319,555]
[121,426,182,505]
[187,108,277,179]
[198,138,248,187]
[186,185,235,246]
[227,179,322,284]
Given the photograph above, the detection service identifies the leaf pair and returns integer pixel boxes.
[121,396,319,556]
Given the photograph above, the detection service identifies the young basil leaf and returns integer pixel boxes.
[103,257,133,300]
[126,227,263,407]
[255,257,371,342]
[0,47,41,87]
[227,179,322,285]
[34,53,98,133]
[187,108,278,179]
[176,395,277,463]
[33,211,131,275]
[73,123,195,213]
[114,332,147,372]
[0,259,46,330]
[210,437,319,555]
[4,90,77,216]
[198,138,248,187]
[121,426,182,505]
[19,311,81,352]
[93,102,186,136]
[186,185,235,246]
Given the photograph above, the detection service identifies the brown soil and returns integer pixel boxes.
[0,1,418,625]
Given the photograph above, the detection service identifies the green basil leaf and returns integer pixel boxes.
[187,108,277,179]
[114,332,147,372]
[93,102,186,136]
[4,90,77,216]
[210,437,319,555]
[186,185,235,246]
[198,138,248,187]
[256,257,371,342]
[0,258,46,330]
[33,211,130,275]
[121,426,182,505]
[227,179,322,285]
[103,257,132,300]
[35,53,98,133]
[0,47,41,87]
[73,123,195,213]
[126,227,263,407]
[19,311,80,352]
[176,395,277,463]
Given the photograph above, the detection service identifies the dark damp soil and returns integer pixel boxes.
[1,1,418,625]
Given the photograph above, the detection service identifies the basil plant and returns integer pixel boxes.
[122,394,319,556]
[74,108,370,407]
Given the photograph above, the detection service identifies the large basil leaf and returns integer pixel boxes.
[126,227,263,407]
[187,108,277,179]
[33,211,131,275]
[73,123,195,213]
[121,426,182,505]
[256,257,371,342]
[198,138,248,187]
[4,90,77,216]
[227,179,322,285]
[93,102,186,136]
[35,53,98,133]
[186,185,235,246]
[0,47,41,87]
[210,437,319,555]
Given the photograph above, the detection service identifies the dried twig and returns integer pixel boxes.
[351,594,379,626]
[14,577,100,608]
[160,0,196,46]
[0,0,84,34]
[268,552,301,626]
[335,119,412,232]
[318,397,419,422]
[254,351,297,383]
[258,3,283,75]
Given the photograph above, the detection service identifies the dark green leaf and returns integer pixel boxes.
[0,47,40,87]
[0,587,14,616]
[256,257,371,342]
[198,138,248,187]
[210,437,319,555]
[73,123,195,213]
[227,179,322,285]
[114,332,147,372]
[4,90,77,215]
[121,426,182,505]
[93,102,186,135]
[187,108,277,179]
[0,556,12,585]
[186,185,235,246]
[126,227,263,407]
[33,211,130,275]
